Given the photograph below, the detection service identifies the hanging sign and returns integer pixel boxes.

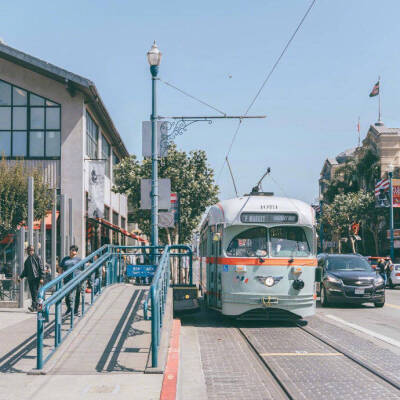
[140,178,171,210]
[142,121,168,158]
[87,160,105,218]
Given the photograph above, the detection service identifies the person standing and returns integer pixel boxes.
[377,258,387,287]
[19,245,44,312]
[59,245,82,316]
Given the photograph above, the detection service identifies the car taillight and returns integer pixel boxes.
[396,273,400,277]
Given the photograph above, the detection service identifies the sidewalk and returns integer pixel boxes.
[0,284,166,400]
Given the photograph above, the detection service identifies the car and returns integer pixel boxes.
[317,253,385,307]
[388,264,400,288]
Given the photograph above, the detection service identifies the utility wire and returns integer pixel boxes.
[159,78,226,116]
[217,0,317,183]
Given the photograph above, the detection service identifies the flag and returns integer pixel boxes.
[374,178,389,196]
[369,81,379,97]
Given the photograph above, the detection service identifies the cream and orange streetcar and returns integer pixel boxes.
[199,191,318,320]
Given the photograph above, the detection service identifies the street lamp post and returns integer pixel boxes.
[388,163,395,260]
[147,41,162,250]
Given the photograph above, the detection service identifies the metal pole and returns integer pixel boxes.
[150,65,159,251]
[18,227,25,308]
[319,200,324,252]
[60,195,66,258]
[51,189,57,279]
[69,198,73,245]
[28,177,34,246]
[389,171,394,260]
[41,215,46,269]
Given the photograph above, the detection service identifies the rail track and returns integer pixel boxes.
[236,321,400,400]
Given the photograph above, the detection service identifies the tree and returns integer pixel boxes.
[113,144,219,245]
[0,160,53,240]
[322,191,380,253]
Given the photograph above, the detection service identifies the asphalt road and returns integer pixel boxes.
[316,286,400,351]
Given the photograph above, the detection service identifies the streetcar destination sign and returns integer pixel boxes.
[240,212,298,224]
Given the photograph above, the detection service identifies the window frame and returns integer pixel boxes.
[0,78,61,159]
[86,111,99,159]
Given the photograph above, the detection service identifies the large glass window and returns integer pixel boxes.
[112,151,119,182]
[226,226,310,257]
[0,79,61,159]
[101,135,111,178]
[86,112,98,159]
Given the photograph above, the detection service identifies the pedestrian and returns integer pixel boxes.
[385,257,393,288]
[377,258,387,287]
[59,245,82,316]
[19,245,44,312]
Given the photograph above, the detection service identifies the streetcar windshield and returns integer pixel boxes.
[270,226,310,257]
[226,227,268,257]
[226,226,311,257]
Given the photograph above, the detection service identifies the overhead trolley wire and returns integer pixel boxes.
[217,0,317,183]
[159,78,227,116]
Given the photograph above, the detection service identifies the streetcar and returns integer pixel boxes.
[199,192,318,320]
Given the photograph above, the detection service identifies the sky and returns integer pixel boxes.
[2,0,400,204]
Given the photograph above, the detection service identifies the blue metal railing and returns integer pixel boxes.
[36,245,118,369]
[35,244,192,370]
[143,245,192,367]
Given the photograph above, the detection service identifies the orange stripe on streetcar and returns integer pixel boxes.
[206,257,317,266]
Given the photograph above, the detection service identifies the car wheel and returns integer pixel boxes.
[375,301,385,308]
[320,285,329,307]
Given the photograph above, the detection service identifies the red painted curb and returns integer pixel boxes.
[160,319,181,400]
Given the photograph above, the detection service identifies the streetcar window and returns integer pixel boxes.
[226,227,268,257]
[269,227,310,257]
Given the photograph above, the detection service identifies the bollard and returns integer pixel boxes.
[37,313,44,370]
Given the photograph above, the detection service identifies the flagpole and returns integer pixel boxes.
[357,116,360,147]
[378,76,381,123]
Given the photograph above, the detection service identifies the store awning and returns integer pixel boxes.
[88,217,148,243]
[33,211,60,230]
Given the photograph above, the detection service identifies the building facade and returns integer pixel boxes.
[0,42,131,257]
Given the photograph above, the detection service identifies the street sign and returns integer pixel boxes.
[140,178,171,210]
[159,211,175,228]
[142,121,168,158]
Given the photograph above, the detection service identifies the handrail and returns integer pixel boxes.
[36,245,116,370]
[143,244,192,367]
[38,244,110,303]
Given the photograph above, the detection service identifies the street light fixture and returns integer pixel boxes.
[387,163,395,260]
[147,41,162,250]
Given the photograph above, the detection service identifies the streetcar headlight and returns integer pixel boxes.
[264,276,275,287]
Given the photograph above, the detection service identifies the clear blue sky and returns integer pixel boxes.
[3,0,400,204]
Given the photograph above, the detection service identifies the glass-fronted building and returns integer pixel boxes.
[0,42,134,257]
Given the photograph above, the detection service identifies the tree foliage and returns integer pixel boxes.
[113,144,219,244]
[0,160,53,240]
[321,148,384,254]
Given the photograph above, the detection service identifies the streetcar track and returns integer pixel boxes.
[237,323,400,399]
[297,322,400,392]
[236,327,293,400]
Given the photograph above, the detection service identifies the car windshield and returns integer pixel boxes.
[326,256,372,271]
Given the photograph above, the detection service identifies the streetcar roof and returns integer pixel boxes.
[204,196,315,227]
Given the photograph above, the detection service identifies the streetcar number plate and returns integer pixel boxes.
[354,288,364,295]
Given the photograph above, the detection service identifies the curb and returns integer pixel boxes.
[160,319,181,400]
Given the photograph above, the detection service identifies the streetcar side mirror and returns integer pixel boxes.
[315,267,323,282]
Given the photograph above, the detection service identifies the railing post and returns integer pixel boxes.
[151,285,158,367]
[37,312,44,370]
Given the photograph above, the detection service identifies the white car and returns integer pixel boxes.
[389,264,400,288]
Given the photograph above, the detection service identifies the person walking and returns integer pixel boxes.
[59,245,82,316]
[385,257,393,288]
[19,245,44,312]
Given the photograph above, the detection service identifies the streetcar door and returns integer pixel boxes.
[216,225,222,309]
